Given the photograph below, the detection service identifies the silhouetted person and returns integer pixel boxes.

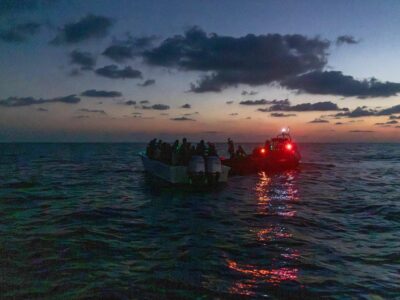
[228,138,235,159]
[196,140,206,156]
[207,142,218,156]
[236,145,246,158]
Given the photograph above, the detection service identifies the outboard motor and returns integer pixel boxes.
[206,156,222,185]
[188,155,206,185]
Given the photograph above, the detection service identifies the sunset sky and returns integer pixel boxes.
[1,0,400,142]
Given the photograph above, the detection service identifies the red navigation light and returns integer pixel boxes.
[260,148,266,154]
[285,143,293,151]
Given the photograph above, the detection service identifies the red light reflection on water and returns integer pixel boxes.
[227,259,298,286]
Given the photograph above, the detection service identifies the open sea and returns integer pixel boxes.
[0,143,399,300]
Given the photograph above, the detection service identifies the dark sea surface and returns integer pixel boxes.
[0,143,399,300]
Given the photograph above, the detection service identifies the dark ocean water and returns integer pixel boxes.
[0,143,399,300]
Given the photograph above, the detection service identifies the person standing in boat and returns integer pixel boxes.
[228,138,235,159]
[236,145,246,158]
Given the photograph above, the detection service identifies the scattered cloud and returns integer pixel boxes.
[269,101,345,112]
[270,112,297,117]
[0,22,41,43]
[170,116,195,121]
[229,113,239,116]
[37,107,48,112]
[137,79,155,87]
[69,49,96,70]
[389,115,400,120]
[241,90,258,96]
[376,104,400,115]
[142,104,170,110]
[0,0,56,15]
[240,99,289,106]
[309,118,329,123]
[102,34,157,62]
[180,103,191,109]
[74,115,90,119]
[335,122,343,125]
[335,104,400,118]
[123,100,136,105]
[226,101,234,104]
[77,108,106,115]
[95,65,142,79]
[81,89,122,97]
[283,71,400,98]
[140,100,149,104]
[51,14,113,44]
[349,130,374,133]
[0,94,80,107]
[336,35,359,45]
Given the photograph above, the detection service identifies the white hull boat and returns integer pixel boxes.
[140,153,230,184]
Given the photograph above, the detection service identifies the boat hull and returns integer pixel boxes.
[140,153,230,184]
[222,153,300,175]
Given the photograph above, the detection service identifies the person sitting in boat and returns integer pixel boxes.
[146,138,157,158]
[178,138,192,165]
[171,140,180,165]
[228,138,235,159]
[195,140,206,156]
[236,145,246,158]
[207,142,218,157]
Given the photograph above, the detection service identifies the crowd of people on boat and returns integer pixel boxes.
[146,138,219,165]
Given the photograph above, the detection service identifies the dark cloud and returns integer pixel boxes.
[0,94,80,107]
[95,65,142,79]
[142,104,170,110]
[270,112,297,117]
[137,79,155,87]
[170,116,195,121]
[349,130,374,133]
[183,112,199,116]
[335,105,400,118]
[226,101,234,104]
[309,118,329,123]
[74,115,90,119]
[283,71,400,98]
[269,101,345,112]
[240,99,289,106]
[241,90,258,96]
[229,113,239,116]
[81,89,122,97]
[52,14,113,45]
[0,0,56,15]
[335,122,343,125]
[0,22,41,43]
[335,107,376,118]
[77,108,106,115]
[386,120,398,125]
[37,107,48,112]
[102,34,157,62]
[140,100,149,104]
[376,104,400,115]
[160,113,169,116]
[123,100,136,105]
[389,115,400,120]
[143,27,330,93]
[69,49,96,70]
[336,35,359,45]
[180,103,191,109]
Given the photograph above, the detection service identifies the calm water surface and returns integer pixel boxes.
[0,143,399,299]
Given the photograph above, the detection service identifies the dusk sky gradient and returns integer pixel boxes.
[1,0,400,142]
